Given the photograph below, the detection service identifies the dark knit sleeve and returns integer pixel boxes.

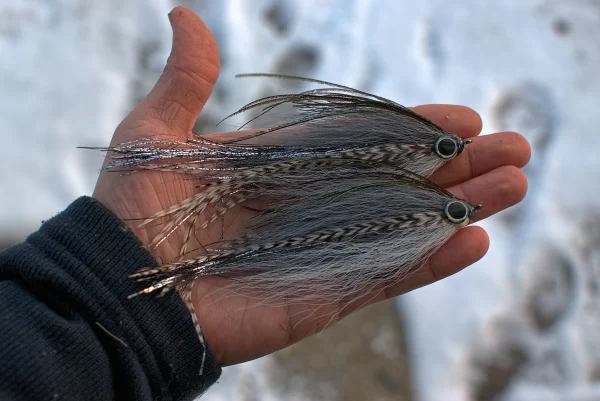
[0,196,221,401]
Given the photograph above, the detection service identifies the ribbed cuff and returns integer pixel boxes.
[32,196,221,399]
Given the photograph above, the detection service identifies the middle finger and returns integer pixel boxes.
[430,131,531,188]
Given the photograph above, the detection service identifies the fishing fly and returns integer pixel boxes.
[101,74,471,178]
[127,164,482,305]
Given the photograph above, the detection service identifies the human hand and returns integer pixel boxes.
[93,6,530,366]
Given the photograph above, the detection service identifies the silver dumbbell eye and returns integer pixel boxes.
[434,135,459,159]
[444,200,469,224]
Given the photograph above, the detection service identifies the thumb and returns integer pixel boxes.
[138,6,220,133]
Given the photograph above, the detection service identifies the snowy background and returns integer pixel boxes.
[2,0,600,400]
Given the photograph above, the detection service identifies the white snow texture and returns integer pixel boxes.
[2,1,600,400]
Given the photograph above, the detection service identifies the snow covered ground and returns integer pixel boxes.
[2,0,600,400]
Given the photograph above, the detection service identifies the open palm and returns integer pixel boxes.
[93,7,530,366]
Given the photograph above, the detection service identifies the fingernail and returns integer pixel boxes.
[168,12,173,27]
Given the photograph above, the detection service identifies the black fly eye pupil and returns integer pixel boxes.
[444,201,469,224]
[435,137,458,159]
[448,202,467,219]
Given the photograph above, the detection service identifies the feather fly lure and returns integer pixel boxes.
[128,164,482,304]
[101,73,471,178]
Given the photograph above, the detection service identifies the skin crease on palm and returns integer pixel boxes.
[92,7,531,366]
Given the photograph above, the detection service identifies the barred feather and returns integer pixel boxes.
[141,158,442,251]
